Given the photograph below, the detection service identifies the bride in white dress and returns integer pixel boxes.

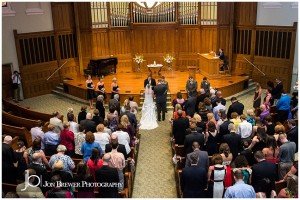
[139,84,158,130]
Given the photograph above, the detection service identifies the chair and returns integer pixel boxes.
[275,181,287,195]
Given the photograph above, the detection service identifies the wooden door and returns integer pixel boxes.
[2,64,13,99]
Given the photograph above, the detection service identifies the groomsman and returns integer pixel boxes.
[154,79,167,121]
[161,76,169,113]
[144,75,156,89]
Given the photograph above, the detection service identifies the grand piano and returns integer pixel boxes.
[86,57,118,76]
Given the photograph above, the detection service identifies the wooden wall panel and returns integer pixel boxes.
[217,2,233,25]
[218,28,230,54]
[80,31,92,69]
[76,2,92,30]
[234,2,257,26]
[51,3,75,31]
[19,61,60,98]
[92,30,110,57]
[109,30,131,55]
[200,27,217,53]
[59,58,79,79]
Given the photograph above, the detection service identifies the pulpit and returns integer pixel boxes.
[198,54,222,78]
[187,66,197,79]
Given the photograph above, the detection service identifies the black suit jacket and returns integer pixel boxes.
[154,84,167,103]
[252,160,277,192]
[223,132,241,160]
[95,165,119,198]
[105,143,128,159]
[181,166,207,198]
[184,132,205,155]
[185,96,197,116]
[219,120,233,142]
[78,111,87,124]
[80,119,96,133]
[172,117,190,145]
[109,99,120,114]
[274,82,283,99]
[96,101,105,120]
[227,101,244,119]
[144,78,156,89]
[287,126,298,152]
[2,143,17,184]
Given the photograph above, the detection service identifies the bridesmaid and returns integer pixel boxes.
[110,77,120,99]
[86,75,95,109]
[253,83,262,109]
[96,77,106,99]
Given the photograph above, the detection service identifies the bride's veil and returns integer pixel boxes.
[144,84,153,104]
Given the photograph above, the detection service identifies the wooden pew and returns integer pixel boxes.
[2,183,18,196]
[176,170,183,198]
[174,144,185,157]
[2,98,21,114]
[2,124,32,147]
[175,156,186,170]
[3,111,42,131]
[3,98,63,123]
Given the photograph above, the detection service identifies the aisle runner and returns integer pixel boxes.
[132,112,177,198]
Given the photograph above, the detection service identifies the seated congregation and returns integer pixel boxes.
[171,78,298,198]
[2,98,139,198]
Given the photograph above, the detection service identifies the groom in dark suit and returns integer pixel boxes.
[154,78,167,121]
[144,75,156,89]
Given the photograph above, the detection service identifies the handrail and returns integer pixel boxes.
[243,57,265,76]
[46,60,68,81]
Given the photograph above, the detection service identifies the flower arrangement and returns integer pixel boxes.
[163,54,175,64]
[133,54,145,64]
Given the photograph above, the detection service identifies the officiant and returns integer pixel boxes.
[144,74,156,89]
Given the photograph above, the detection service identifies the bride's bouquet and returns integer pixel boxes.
[133,54,145,64]
[163,54,175,64]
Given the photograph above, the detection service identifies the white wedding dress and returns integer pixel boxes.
[139,87,158,130]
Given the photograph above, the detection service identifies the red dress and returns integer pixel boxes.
[222,160,232,188]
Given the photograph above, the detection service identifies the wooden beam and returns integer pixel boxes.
[74,3,84,74]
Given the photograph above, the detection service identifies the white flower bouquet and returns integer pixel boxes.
[133,54,145,64]
[163,54,175,64]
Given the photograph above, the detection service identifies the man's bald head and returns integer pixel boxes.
[102,153,111,165]
[111,134,118,142]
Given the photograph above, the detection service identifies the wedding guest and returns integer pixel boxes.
[60,121,75,157]
[67,110,79,133]
[78,105,88,124]
[81,132,102,162]
[172,92,185,111]
[253,83,262,109]
[96,95,106,120]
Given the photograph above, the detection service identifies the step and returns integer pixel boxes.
[225,81,256,101]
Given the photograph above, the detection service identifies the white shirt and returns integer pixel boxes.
[213,103,226,121]
[237,120,252,138]
[12,74,21,84]
[30,127,45,149]
[112,130,131,154]
[50,117,63,134]
[69,121,79,133]
[94,132,110,151]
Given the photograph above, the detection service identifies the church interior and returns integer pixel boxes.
[2,2,299,198]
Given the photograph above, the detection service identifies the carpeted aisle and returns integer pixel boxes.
[132,112,177,198]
